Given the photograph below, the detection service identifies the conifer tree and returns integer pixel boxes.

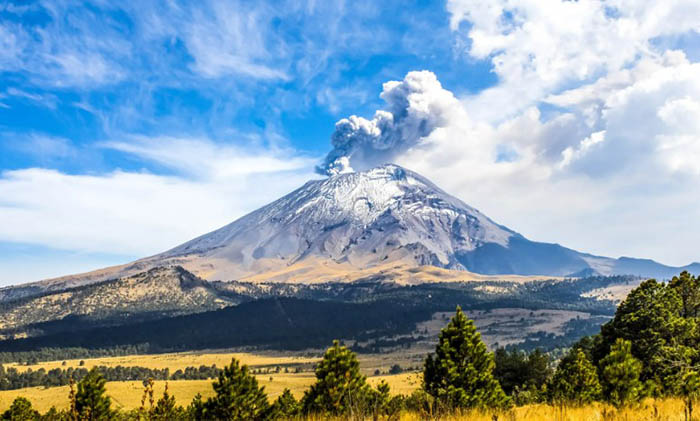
[270,388,300,420]
[202,358,270,421]
[600,338,643,407]
[422,306,510,410]
[75,368,112,420]
[550,348,601,406]
[1,397,39,421]
[152,382,183,421]
[301,340,370,415]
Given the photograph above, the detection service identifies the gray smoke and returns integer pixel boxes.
[317,71,458,175]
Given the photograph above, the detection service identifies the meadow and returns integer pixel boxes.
[0,351,694,420]
[0,351,420,413]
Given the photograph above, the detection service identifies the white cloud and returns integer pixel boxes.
[103,136,317,180]
[316,0,700,267]
[0,138,317,261]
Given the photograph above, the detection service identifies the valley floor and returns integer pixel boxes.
[0,351,695,420]
[0,350,420,412]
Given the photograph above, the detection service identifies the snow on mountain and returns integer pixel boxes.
[154,164,516,277]
[144,163,697,280]
[4,163,697,299]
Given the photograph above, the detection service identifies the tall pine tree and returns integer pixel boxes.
[202,358,270,421]
[75,368,112,421]
[423,306,510,410]
[600,338,643,407]
[302,340,370,415]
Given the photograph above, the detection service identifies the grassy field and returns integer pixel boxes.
[4,350,320,373]
[0,361,418,413]
[2,351,692,420]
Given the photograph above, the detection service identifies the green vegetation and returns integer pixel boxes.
[75,368,112,420]
[423,306,509,410]
[550,348,601,405]
[197,359,270,421]
[1,271,698,420]
[599,338,643,407]
[1,397,39,421]
[0,363,221,391]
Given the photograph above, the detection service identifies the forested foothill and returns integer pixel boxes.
[2,272,699,420]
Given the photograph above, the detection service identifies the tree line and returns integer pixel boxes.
[3,271,699,420]
[0,364,221,391]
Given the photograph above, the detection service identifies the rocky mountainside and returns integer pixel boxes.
[2,164,698,302]
[0,266,238,339]
[142,164,698,281]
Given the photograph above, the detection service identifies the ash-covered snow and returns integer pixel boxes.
[160,164,515,270]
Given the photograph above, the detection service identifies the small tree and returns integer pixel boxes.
[1,397,39,421]
[201,358,270,421]
[550,348,601,406]
[75,368,112,420]
[152,382,184,421]
[269,389,300,420]
[600,338,643,407]
[302,340,370,416]
[423,306,510,410]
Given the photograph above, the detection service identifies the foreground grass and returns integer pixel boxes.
[1,380,693,420]
[0,372,419,413]
[303,399,690,421]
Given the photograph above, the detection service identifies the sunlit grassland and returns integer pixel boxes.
[4,350,320,373]
[0,371,418,413]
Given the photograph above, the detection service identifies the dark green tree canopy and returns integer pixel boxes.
[270,388,300,420]
[201,358,270,421]
[1,397,39,421]
[302,340,369,415]
[596,277,700,392]
[550,348,601,406]
[600,338,643,407]
[423,306,510,410]
[75,368,112,421]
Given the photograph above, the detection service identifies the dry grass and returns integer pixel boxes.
[0,372,417,413]
[5,350,319,373]
[302,399,691,421]
[0,381,693,420]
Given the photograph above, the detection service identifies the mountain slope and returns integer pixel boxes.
[0,266,238,338]
[2,164,697,300]
[139,164,696,280]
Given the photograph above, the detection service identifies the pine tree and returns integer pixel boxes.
[550,348,601,406]
[152,382,183,421]
[1,397,39,421]
[269,388,300,420]
[422,306,510,410]
[600,338,643,407]
[202,358,270,421]
[301,340,370,415]
[75,368,112,421]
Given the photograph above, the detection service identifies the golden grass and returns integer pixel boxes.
[0,380,693,421]
[0,371,417,413]
[5,350,319,373]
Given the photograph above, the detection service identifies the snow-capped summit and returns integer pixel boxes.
[10,164,698,295]
[157,164,515,274]
[143,163,697,281]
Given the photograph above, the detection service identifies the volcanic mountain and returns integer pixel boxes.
[4,164,699,298]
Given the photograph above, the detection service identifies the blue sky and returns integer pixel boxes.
[2,0,700,285]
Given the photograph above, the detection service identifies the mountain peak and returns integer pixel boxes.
[152,164,515,279]
[17,165,694,292]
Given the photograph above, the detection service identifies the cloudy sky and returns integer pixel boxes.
[1,0,700,286]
